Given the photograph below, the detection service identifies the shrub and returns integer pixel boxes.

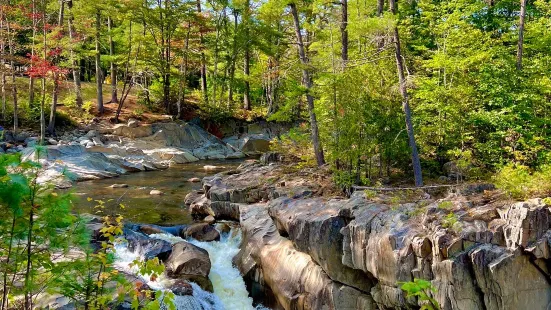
[400,278,440,310]
[494,163,551,199]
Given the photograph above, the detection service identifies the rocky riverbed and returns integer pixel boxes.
[0,119,289,188]
[183,158,551,310]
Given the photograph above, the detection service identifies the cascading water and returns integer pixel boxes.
[114,228,268,310]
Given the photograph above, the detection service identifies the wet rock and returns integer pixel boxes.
[165,241,211,279]
[182,223,220,242]
[124,229,172,260]
[139,225,165,235]
[109,184,129,188]
[203,165,222,170]
[169,280,193,296]
[215,222,231,234]
[188,177,201,183]
[260,152,282,164]
[127,118,139,128]
[204,215,215,224]
[150,189,164,195]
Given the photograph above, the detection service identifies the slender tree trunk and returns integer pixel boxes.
[0,9,5,122]
[243,0,251,110]
[228,10,238,104]
[7,8,18,134]
[29,0,36,106]
[340,0,348,67]
[47,0,64,136]
[95,11,104,114]
[516,0,526,70]
[196,0,208,103]
[177,23,191,119]
[116,21,135,122]
[290,3,325,166]
[47,73,59,136]
[389,0,423,186]
[108,16,118,103]
[67,0,83,106]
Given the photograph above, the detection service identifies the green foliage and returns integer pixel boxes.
[270,126,315,166]
[400,279,440,310]
[442,212,461,232]
[0,153,173,309]
[494,163,551,199]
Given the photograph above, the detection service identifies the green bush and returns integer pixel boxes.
[494,163,551,199]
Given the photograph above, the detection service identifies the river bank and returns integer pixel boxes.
[183,159,551,310]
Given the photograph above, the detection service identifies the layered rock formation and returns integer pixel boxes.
[186,162,551,310]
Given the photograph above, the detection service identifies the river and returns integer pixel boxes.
[71,160,267,310]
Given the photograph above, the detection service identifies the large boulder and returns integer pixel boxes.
[165,241,213,292]
[165,241,211,278]
[181,223,220,241]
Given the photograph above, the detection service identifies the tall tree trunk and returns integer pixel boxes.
[47,73,59,136]
[177,23,191,119]
[116,21,135,122]
[108,16,118,103]
[340,0,348,67]
[389,0,423,186]
[47,0,65,136]
[67,0,83,106]
[516,0,526,71]
[6,5,17,134]
[290,3,325,166]
[228,10,238,105]
[29,0,37,106]
[95,11,104,114]
[0,10,5,122]
[196,0,208,104]
[243,0,251,110]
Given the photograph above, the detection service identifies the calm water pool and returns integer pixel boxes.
[71,159,244,225]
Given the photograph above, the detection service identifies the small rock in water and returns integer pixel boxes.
[109,184,129,188]
[188,177,201,183]
[216,222,231,234]
[182,223,220,241]
[203,165,223,170]
[139,225,165,235]
[150,189,164,195]
[85,141,94,148]
[204,215,215,224]
[169,280,194,296]
[47,138,58,145]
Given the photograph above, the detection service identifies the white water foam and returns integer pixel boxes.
[115,227,269,310]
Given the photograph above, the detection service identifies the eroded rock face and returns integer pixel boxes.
[236,204,376,310]
[190,161,551,310]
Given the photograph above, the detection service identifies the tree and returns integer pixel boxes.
[289,2,325,166]
[389,0,423,186]
[517,0,527,70]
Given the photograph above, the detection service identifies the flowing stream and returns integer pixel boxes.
[114,228,266,310]
[73,161,267,309]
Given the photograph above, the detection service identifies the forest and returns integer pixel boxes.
[2,0,551,309]
[0,0,549,188]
